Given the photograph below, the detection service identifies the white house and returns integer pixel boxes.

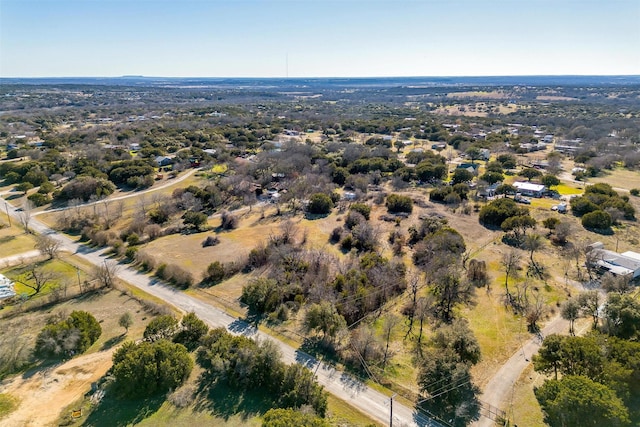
[513,181,546,197]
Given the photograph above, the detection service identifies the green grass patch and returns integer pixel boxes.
[0,394,18,419]
[211,163,228,174]
[327,394,383,426]
[555,183,583,196]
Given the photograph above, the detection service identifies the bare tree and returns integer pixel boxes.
[501,249,522,303]
[350,325,383,366]
[278,219,299,245]
[553,221,572,245]
[524,233,545,280]
[601,272,632,294]
[382,314,399,367]
[404,270,422,339]
[18,200,34,234]
[35,234,61,259]
[415,295,434,348]
[93,260,120,288]
[14,264,58,296]
[467,259,489,290]
[524,291,547,332]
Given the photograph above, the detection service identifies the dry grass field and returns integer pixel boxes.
[0,217,37,258]
[589,167,640,191]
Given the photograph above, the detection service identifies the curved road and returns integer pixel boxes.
[30,168,200,217]
[1,196,439,427]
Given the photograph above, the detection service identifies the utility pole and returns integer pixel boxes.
[389,393,397,427]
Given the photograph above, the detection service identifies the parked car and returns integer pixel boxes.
[552,203,567,213]
[515,195,531,204]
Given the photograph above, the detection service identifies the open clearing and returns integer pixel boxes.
[589,168,640,191]
[0,289,155,426]
[1,348,116,427]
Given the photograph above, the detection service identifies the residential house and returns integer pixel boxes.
[155,156,174,167]
[456,163,480,174]
[513,181,546,197]
[587,243,640,279]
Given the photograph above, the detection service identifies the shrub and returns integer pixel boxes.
[386,194,413,214]
[112,340,192,398]
[156,263,167,279]
[241,278,280,314]
[164,264,194,288]
[27,192,52,207]
[329,227,343,243]
[126,233,140,246]
[38,181,55,194]
[340,234,354,251]
[307,193,334,215]
[630,188,639,196]
[203,261,225,285]
[430,186,453,203]
[247,244,271,269]
[344,210,365,229]
[570,197,599,216]
[479,198,528,228]
[174,312,208,350]
[57,176,115,201]
[220,210,238,229]
[582,210,612,230]
[183,210,208,231]
[349,203,371,220]
[144,315,178,340]
[144,224,163,241]
[202,235,220,247]
[125,247,138,261]
[543,217,560,229]
[35,311,101,359]
[136,251,157,271]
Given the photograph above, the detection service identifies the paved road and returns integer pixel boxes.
[0,196,439,427]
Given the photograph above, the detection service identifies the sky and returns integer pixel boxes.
[1,0,639,78]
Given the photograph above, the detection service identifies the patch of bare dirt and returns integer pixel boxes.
[0,349,114,427]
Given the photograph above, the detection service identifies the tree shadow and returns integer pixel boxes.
[193,375,273,421]
[20,359,60,380]
[304,212,330,221]
[101,334,126,350]
[82,393,164,427]
[227,318,258,337]
[298,336,339,365]
[585,226,614,235]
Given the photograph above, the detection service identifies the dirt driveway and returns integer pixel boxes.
[0,349,114,427]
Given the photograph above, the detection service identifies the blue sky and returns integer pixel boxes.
[1,0,639,77]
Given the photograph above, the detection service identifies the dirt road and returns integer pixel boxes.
[31,168,200,217]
